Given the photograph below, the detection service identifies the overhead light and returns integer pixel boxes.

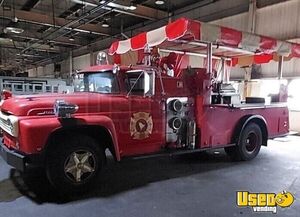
[102,20,109,28]
[155,0,165,5]
[0,37,13,43]
[4,26,24,34]
[4,20,24,34]
[128,2,137,10]
[69,35,75,41]
[3,5,12,11]
[12,16,18,23]
[0,34,13,43]
[72,0,136,11]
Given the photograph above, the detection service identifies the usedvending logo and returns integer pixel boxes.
[237,191,294,214]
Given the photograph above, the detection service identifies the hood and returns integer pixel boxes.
[0,92,125,116]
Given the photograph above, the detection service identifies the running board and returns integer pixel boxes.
[129,143,236,160]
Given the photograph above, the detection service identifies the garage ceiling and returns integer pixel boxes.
[0,0,290,73]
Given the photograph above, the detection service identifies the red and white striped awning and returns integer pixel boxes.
[108,18,300,60]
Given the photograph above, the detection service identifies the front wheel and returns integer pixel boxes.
[46,134,105,193]
[225,122,262,161]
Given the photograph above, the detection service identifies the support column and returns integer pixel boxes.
[207,43,213,74]
[204,43,213,105]
[90,48,94,66]
[278,56,284,79]
[68,51,74,85]
[248,0,257,33]
[69,51,73,75]
[246,0,257,100]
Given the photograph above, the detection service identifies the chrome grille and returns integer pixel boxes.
[0,111,17,137]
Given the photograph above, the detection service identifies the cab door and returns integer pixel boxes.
[122,70,165,156]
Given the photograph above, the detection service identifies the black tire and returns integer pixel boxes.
[46,134,105,193]
[225,122,262,161]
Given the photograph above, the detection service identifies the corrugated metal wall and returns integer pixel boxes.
[212,0,300,79]
[190,1,300,79]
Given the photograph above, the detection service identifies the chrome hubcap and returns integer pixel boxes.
[64,150,96,183]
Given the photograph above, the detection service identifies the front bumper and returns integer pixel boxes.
[0,143,25,171]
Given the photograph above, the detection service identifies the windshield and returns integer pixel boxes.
[74,72,119,93]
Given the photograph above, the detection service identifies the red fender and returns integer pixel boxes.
[18,115,120,161]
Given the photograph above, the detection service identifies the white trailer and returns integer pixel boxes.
[0,76,74,95]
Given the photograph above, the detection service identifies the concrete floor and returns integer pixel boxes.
[0,136,300,217]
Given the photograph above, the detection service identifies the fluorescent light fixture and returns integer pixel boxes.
[102,20,109,28]
[0,37,13,43]
[5,27,24,34]
[128,2,137,10]
[4,20,24,34]
[71,0,136,11]
[155,0,165,5]
[128,5,137,10]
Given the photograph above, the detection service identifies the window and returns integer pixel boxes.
[125,71,144,95]
[53,86,59,93]
[258,79,287,103]
[13,84,24,92]
[3,83,12,91]
[75,71,119,94]
[34,85,43,92]
[288,79,300,111]
[45,86,52,93]
[25,84,33,92]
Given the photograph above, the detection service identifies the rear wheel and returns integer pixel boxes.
[225,122,262,161]
[46,134,105,193]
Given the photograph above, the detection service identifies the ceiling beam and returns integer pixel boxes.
[71,0,293,59]
[0,43,61,53]
[0,8,110,36]
[0,38,62,53]
[0,26,85,47]
[9,34,84,47]
[72,0,168,20]
[119,4,168,20]
[21,0,40,11]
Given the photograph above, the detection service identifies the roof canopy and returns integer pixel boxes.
[108,18,300,62]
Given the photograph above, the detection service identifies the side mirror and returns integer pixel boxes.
[144,71,155,96]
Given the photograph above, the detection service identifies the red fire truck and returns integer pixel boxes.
[0,18,296,192]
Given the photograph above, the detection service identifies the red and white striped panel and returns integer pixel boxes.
[109,17,300,59]
[108,18,189,55]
